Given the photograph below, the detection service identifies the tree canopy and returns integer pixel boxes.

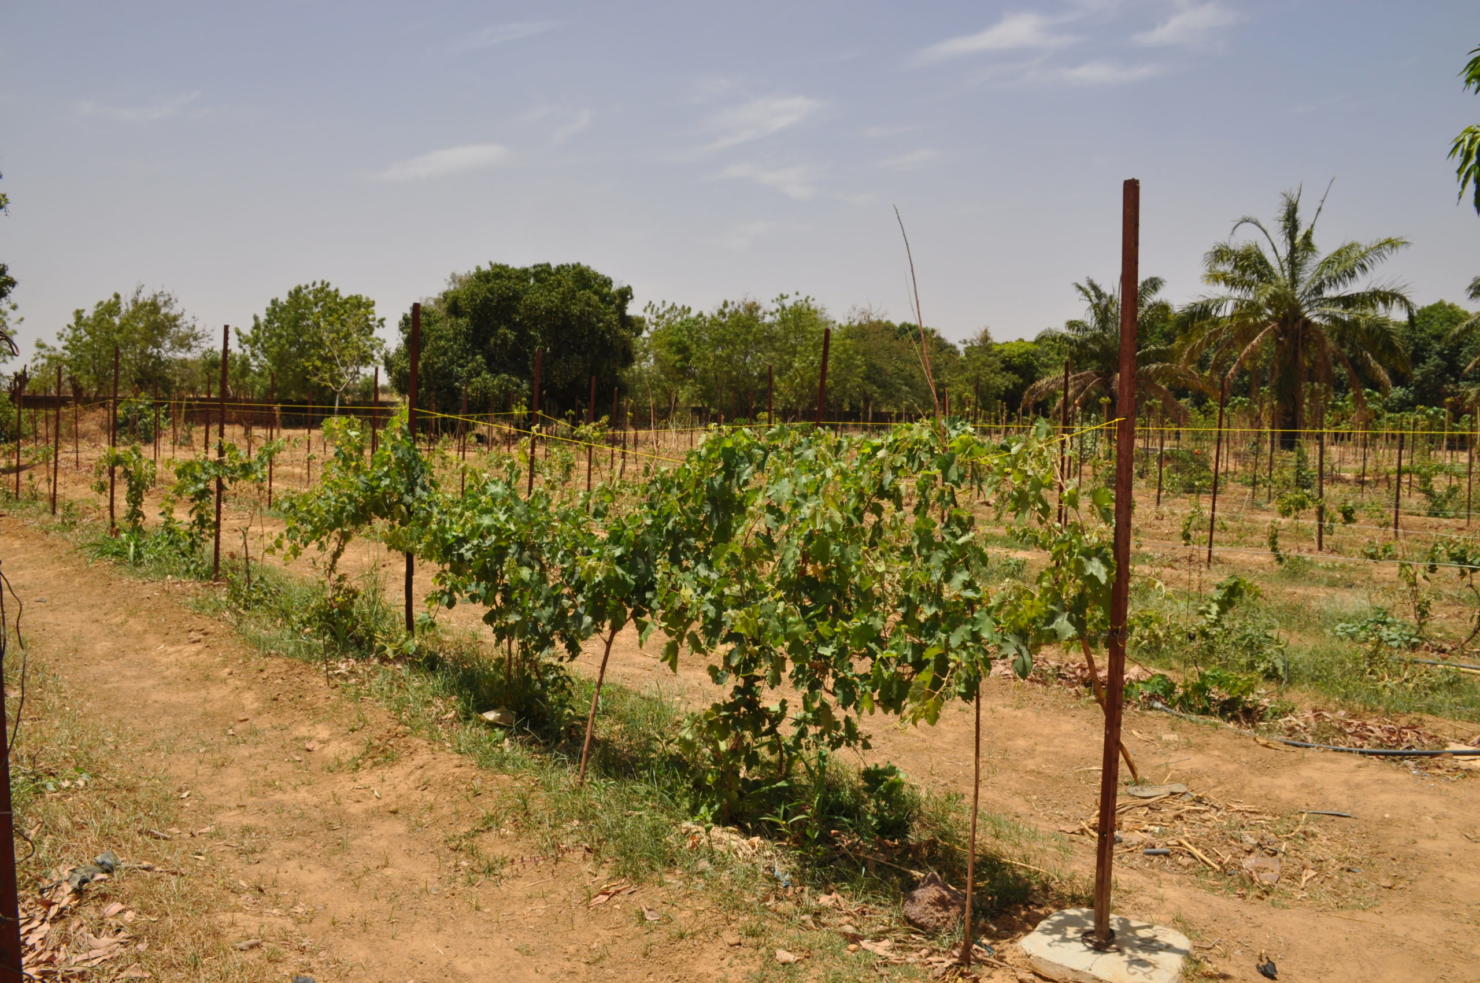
[38,287,203,395]
[1183,187,1411,440]
[384,262,638,417]
[1024,276,1204,419]
[0,173,16,360]
[241,281,383,408]
[1451,44,1480,213]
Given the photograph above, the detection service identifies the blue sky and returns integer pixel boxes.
[2,0,1477,360]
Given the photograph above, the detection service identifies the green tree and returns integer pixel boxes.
[832,314,959,418]
[950,328,1012,416]
[631,295,840,420]
[1396,300,1479,406]
[1186,188,1412,444]
[39,287,203,395]
[1451,45,1480,213]
[242,281,384,409]
[0,173,17,359]
[384,262,637,416]
[997,337,1059,412]
[1023,276,1202,418]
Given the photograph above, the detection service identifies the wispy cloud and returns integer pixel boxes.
[1054,60,1163,84]
[372,143,511,182]
[877,149,941,170]
[861,124,917,139]
[687,75,742,104]
[700,95,824,152]
[717,220,780,250]
[552,109,593,145]
[455,20,559,51]
[718,162,821,200]
[1134,2,1240,46]
[75,91,202,122]
[916,13,1079,64]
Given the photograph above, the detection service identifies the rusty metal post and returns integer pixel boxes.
[1155,406,1166,507]
[1091,177,1139,946]
[9,377,19,501]
[267,379,278,509]
[51,367,61,515]
[526,348,542,498]
[458,391,468,496]
[767,364,774,426]
[108,348,119,528]
[1393,431,1404,538]
[815,326,831,425]
[212,326,228,579]
[1057,359,1070,525]
[405,303,421,634]
[619,410,629,480]
[74,396,80,469]
[609,384,619,472]
[152,388,161,463]
[1316,402,1327,551]
[586,374,597,496]
[1468,422,1475,527]
[1206,382,1227,567]
[370,365,380,454]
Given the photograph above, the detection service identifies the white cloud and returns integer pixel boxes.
[916,13,1079,63]
[552,109,593,145]
[701,95,824,152]
[75,91,201,122]
[862,124,916,139]
[718,162,821,200]
[372,143,511,182]
[877,149,941,170]
[1055,60,1163,84]
[1134,2,1240,46]
[687,75,742,104]
[455,20,559,51]
[718,220,779,250]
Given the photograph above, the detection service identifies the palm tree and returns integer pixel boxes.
[1447,277,1480,370]
[1023,276,1209,419]
[1451,45,1480,213]
[1184,187,1412,447]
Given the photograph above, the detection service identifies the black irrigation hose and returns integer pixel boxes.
[1271,739,1480,757]
[1146,700,1480,758]
[1400,657,1480,672]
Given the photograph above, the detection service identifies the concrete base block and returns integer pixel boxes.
[1017,908,1189,983]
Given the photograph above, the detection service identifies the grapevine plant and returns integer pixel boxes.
[280,411,1121,841]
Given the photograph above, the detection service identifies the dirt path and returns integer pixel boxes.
[1,515,756,983]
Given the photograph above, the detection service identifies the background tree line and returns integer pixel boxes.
[6,192,1479,432]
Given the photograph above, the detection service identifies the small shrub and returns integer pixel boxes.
[117,398,159,444]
